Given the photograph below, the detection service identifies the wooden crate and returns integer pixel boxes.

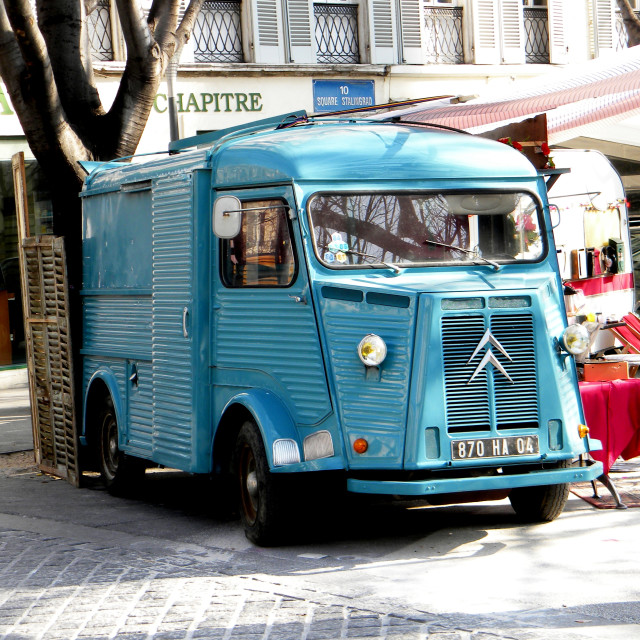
[583,361,629,382]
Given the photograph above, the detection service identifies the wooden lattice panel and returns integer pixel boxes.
[12,153,79,487]
[21,237,79,486]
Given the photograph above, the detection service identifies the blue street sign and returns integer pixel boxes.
[312,80,375,113]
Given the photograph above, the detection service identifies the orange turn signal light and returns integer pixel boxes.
[353,438,368,454]
[578,424,589,438]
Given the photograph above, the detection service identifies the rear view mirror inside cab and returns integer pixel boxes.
[446,193,517,215]
[213,195,242,238]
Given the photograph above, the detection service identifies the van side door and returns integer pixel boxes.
[212,187,332,430]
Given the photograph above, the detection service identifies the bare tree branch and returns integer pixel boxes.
[115,0,156,63]
[617,0,640,47]
[1,0,88,176]
[177,0,205,48]
[150,0,181,51]
[0,2,26,94]
[37,0,104,130]
[103,0,204,158]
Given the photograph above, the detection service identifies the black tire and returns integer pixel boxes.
[509,461,570,523]
[234,420,287,546]
[98,396,145,494]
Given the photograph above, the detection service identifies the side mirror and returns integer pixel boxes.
[549,203,561,229]
[213,195,242,238]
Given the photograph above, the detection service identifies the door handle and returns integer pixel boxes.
[182,306,190,338]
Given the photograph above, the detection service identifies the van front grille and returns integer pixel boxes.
[442,313,539,434]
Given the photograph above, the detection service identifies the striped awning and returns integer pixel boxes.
[388,46,640,144]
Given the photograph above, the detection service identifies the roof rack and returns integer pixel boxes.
[166,96,455,153]
[168,110,308,153]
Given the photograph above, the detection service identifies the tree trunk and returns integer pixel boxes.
[0,0,204,432]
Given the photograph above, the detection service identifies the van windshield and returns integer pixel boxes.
[308,192,545,269]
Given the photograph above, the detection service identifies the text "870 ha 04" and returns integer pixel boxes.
[451,435,539,460]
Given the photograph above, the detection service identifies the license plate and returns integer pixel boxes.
[451,435,539,460]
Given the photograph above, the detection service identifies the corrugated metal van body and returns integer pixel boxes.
[81,152,212,472]
[78,122,600,497]
[314,286,415,468]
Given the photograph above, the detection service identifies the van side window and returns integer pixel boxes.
[221,199,296,287]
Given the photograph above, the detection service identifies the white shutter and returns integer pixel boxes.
[368,0,396,63]
[470,0,501,64]
[548,0,569,64]
[498,0,524,64]
[250,0,284,62]
[400,0,423,64]
[593,0,615,56]
[287,0,315,63]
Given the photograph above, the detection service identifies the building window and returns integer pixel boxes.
[523,5,549,63]
[193,1,244,62]
[314,4,360,64]
[423,5,463,64]
[88,0,114,62]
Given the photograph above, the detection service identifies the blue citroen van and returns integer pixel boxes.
[79,113,602,544]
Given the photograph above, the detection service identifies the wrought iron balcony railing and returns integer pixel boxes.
[424,6,463,64]
[523,7,549,64]
[193,1,244,63]
[314,4,360,64]
[88,0,114,62]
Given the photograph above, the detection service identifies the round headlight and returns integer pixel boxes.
[561,324,590,355]
[358,334,387,366]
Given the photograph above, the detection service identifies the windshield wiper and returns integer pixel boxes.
[344,249,402,274]
[421,239,501,271]
[321,246,402,274]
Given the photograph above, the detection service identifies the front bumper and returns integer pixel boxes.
[347,460,603,496]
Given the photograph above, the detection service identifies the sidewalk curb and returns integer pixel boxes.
[0,367,28,390]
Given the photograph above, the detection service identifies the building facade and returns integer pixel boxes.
[0,0,638,367]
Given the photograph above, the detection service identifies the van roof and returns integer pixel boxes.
[212,121,537,186]
[81,121,538,193]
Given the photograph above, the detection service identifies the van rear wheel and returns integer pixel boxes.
[234,420,287,546]
[98,397,145,494]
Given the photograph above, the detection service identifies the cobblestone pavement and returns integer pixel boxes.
[1,454,638,640]
[0,455,517,640]
[0,525,596,640]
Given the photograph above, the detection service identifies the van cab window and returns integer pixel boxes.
[221,199,296,287]
[308,192,544,269]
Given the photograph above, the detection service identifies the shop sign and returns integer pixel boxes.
[154,92,263,113]
[312,80,375,113]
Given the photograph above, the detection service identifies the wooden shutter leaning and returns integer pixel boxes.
[12,152,80,488]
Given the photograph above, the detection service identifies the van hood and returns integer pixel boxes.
[312,267,559,297]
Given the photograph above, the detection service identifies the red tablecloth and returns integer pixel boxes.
[579,379,640,474]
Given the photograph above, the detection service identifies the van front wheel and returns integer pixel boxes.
[234,420,287,546]
[509,480,569,522]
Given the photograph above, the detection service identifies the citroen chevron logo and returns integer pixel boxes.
[467,329,513,384]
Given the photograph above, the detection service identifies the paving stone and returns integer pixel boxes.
[0,529,586,640]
